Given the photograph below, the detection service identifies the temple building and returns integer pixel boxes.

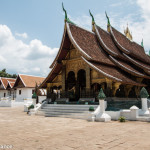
[13,74,45,101]
[40,9,150,102]
[0,77,16,98]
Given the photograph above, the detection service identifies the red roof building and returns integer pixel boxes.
[0,77,16,98]
[13,74,45,101]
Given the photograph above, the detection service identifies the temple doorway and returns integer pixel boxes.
[66,71,76,101]
[67,71,76,90]
[76,69,86,100]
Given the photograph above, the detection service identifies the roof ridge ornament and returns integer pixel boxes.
[89,10,96,32]
[141,39,144,48]
[62,2,67,22]
[105,11,111,32]
[124,24,133,41]
[89,10,95,25]
[105,11,110,26]
[62,2,75,25]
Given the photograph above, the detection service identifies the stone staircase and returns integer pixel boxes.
[36,104,98,119]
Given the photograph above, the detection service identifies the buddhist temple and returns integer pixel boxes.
[40,6,150,102]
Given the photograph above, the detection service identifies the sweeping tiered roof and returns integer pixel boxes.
[40,10,150,88]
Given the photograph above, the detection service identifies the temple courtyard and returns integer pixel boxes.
[0,106,150,150]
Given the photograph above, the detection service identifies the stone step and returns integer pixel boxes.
[37,104,97,119]
[44,112,90,119]
[43,110,89,114]
[44,111,89,115]
[40,108,90,113]
[43,104,97,108]
[41,107,96,111]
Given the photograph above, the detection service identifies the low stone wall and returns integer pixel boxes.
[0,100,11,107]
[11,101,24,107]
[106,111,120,120]
[120,110,131,120]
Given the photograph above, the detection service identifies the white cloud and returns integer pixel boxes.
[0,55,7,63]
[15,32,28,39]
[33,67,40,72]
[0,24,58,77]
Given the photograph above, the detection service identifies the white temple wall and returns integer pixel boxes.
[16,88,34,101]
[0,90,8,99]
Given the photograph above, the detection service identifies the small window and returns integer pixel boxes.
[4,93,6,97]
[32,90,35,94]
[19,90,21,95]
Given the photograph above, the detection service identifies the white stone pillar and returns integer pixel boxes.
[95,88,111,122]
[140,87,149,116]
[141,98,148,112]
[100,99,105,113]
[95,99,111,122]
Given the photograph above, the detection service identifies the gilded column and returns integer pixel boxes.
[106,78,112,89]
[112,82,121,96]
[62,66,66,91]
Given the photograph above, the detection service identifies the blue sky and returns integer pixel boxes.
[0,0,141,47]
[0,0,150,76]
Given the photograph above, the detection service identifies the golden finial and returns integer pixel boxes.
[124,23,133,40]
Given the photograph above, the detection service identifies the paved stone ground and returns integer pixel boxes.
[0,106,150,150]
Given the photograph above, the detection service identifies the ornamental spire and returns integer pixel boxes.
[62,2,67,22]
[105,11,110,26]
[89,10,95,25]
[89,10,95,32]
[62,3,75,25]
[124,23,133,41]
[105,11,111,32]
[141,39,144,47]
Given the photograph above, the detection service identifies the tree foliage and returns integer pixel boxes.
[0,69,17,78]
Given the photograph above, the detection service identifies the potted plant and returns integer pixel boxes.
[27,104,34,115]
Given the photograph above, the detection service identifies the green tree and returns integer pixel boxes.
[0,69,17,78]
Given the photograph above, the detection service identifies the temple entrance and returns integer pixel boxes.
[66,71,76,101]
[66,69,86,101]
[76,69,86,100]
[67,71,76,90]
